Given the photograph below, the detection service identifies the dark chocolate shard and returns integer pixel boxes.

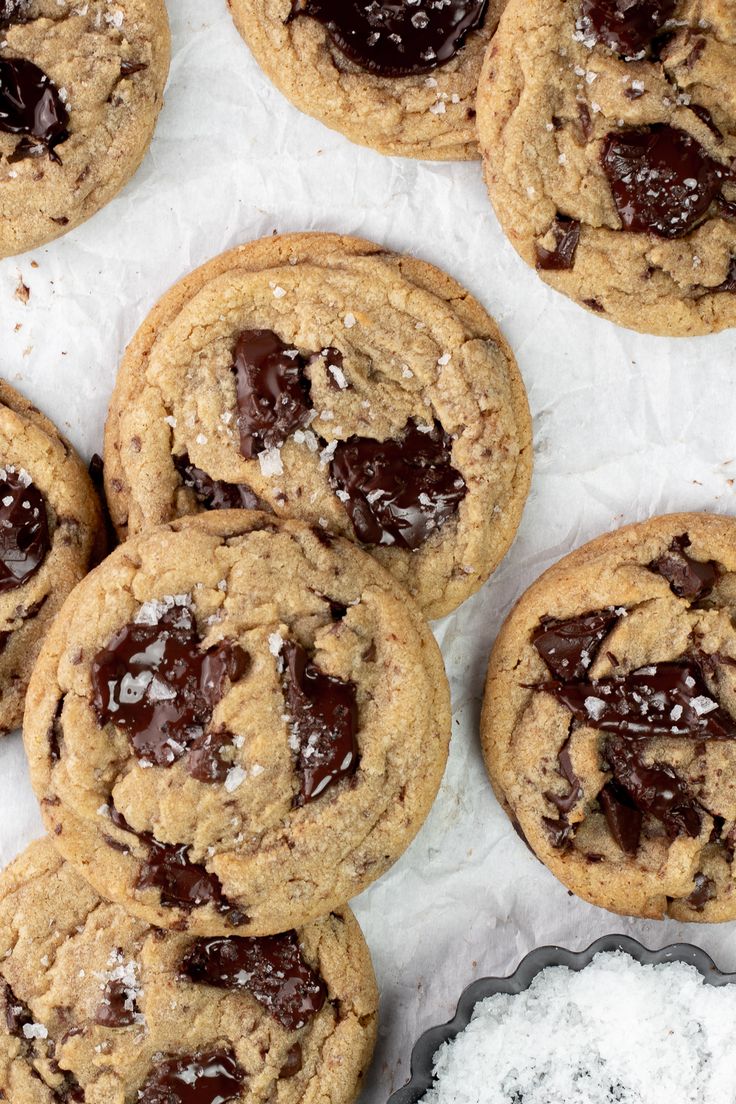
[543,734,583,850]
[282,640,359,804]
[544,662,736,741]
[137,1048,244,1104]
[533,609,619,682]
[330,419,466,551]
[649,533,718,600]
[173,453,267,512]
[686,871,716,911]
[186,730,234,784]
[180,931,327,1030]
[91,602,249,768]
[0,466,50,594]
[535,215,581,271]
[599,780,643,854]
[94,968,139,1029]
[136,838,247,924]
[601,125,728,239]
[288,0,488,78]
[578,0,676,57]
[232,329,311,459]
[0,57,70,161]
[604,737,702,839]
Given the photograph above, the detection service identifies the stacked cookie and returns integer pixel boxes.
[0,232,532,1101]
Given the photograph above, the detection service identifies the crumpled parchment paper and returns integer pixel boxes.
[1,3,735,1101]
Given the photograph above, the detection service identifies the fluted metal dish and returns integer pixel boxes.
[387,934,735,1104]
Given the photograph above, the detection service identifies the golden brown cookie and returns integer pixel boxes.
[476,0,736,336]
[24,511,451,935]
[483,513,736,921]
[228,0,507,159]
[0,837,378,1104]
[0,379,103,734]
[103,232,531,620]
[0,0,170,259]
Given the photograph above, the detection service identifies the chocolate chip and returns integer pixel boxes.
[137,1048,244,1104]
[716,196,736,221]
[686,871,716,911]
[0,57,70,162]
[0,0,29,29]
[288,0,488,78]
[711,257,736,293]
[533,609,619,682]
[180,931,327,1030]
[535,214,582,271]
[91,603,249,768]
[280,1043,303,1079]
[120,59,148,77]
[688,103,723,141]
[282,640,359,804]
[330,420,466,551]
[0,466,50,594]
[604,737,702,839]
[542,734,583,849]
[232,329,311,459]
[649,533,718,600]
[601,125,728,239]
[598,780,643,854]
[2,979,33,1036]
[136,837,247,923]
[93,977,138,1028]
[186,730,235,784]
[48,697,65,764]
[578,0,676,57]
[544,661,736,741]
[173,453,268,512]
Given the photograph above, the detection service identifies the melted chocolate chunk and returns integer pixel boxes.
[533,609,619,682]
[535,215,581,271]
[543,734,582,849]
[289,0,488,78]
[137,1048,244,1104]
[91,603,249,768]
[712,257,736,293]
[94,977,138,1028]
[604,737,702,839]
[280,1043,303,1080]
[545,661,736,741]
[686,871,716,911]
[598,780,643,854]
[601,125,728,239]
[137,837,246,923]
[330,420,466,551]
[282,640,359,804]
[579,0,676,57]
[0,466,49,594]
[180,931,327,1030]
[649,533,718,600]
[173,453,266,512]
[187,730,234,784]
[0,0,29,27]
[232,329,311,459]
[2,980,33,1036]
[0,57,69,161]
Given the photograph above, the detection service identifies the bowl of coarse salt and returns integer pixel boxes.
[387,934,736,1104]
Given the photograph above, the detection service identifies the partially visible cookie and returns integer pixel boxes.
[482,513,736,922]
[24,511,451,935]
[0,0,170,258]
[103,232,531,619]
[0,837,378,1104]
[228,0,508,160]
[477,0,736,336]
[0,379,103,734]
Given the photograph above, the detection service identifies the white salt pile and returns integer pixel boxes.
[422,952,736,1104]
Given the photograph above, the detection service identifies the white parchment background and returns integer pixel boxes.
[1,3,736,1100]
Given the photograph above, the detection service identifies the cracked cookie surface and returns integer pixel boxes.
[103,232,531,620]
[24,511,451,935]
[228,0,507,159]
[0,837,377,1104]
[482,513,736,921]
[0,379,103,734]
[476,0,736,335]
[0,0,170,258]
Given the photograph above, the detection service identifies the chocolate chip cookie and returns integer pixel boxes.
[24,511,451,935]
[228,1,508,159]
[0,0,170,258]
[482,513,736,921]
[476,0,736,336]
[0,837,378,1104]
[0,379,103,734]
[103,232,531,620]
